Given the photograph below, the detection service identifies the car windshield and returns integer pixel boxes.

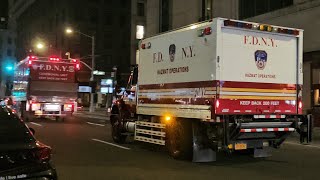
[0,106,34,145]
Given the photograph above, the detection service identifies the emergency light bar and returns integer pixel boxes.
[224,19,300,36]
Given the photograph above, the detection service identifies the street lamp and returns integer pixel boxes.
[65,27,96,113]
[65,28,73,34]
[36,42,44,49]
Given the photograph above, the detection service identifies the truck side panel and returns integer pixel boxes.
[137,21,218,119]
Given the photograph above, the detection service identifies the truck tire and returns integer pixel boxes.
[166,118,193,160]
[110,115,127,143]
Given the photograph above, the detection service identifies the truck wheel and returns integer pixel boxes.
[166,119,193,160]
[111,115,127,143]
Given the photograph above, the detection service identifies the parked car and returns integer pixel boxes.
[0,105,57,179]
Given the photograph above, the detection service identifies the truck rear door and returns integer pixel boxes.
[217,19,303,115]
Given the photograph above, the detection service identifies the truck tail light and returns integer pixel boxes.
[76,63,80,70]
[298,101,303,109]
[31,103,41,111]
[216,99,220,109]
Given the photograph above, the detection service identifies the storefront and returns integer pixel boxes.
[305,51,320,127]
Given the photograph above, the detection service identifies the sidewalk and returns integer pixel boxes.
[287,127,320,146]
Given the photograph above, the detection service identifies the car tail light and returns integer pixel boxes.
[34,142,52,161]
[64,104,73,111]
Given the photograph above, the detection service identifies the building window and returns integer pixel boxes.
[239,0,293,19]
[160,0,170,32]
[137,2,145,16]
[104,32,112,48]
[201,0,213,21]
[7,37,12,45]
[7,49,12,56]
[89,8,99,23]
[136,25,144,39]
[106,55,112,64]
[121,0,127,8]
[120,15,126,27]
[104,13,113,25]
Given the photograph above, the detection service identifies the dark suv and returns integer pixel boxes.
[0,106,57,179]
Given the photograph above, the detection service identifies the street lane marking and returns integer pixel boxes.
[30,122,42,126]
[285,141,320,149]
[92,138,130,150]
[87,122,105,127]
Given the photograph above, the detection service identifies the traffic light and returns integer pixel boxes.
[4,63,14,75]
[5,65,13,71]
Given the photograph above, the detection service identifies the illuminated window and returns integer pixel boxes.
[314,89,320,106]
[136,25,144,39]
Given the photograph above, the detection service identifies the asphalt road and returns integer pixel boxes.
[26,116,320,180]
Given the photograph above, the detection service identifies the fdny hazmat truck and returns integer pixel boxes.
[12,56,80,122]
[110,18,306,162]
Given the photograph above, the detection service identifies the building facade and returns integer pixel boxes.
[0,0,17,97]
[145,0,320,125]
[145,0,238,37]
[9,0,144,82]
[9,0,146,106]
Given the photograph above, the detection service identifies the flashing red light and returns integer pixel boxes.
[298,101,303,109]
[141,43,146,49]
[28,56,38,60]
[204,27,212,35]
[49,57,60,61]
[28,60,32,65]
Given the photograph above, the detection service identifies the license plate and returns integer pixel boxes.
[235,143,247,150]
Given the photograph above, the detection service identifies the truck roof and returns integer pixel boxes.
[141,17,303,43]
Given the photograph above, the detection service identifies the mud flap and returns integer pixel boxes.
[192,121,216,162]
[254,147,272,158]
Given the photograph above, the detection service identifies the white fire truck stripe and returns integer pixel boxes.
[240,128,295,133]
[254,115,286,119]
